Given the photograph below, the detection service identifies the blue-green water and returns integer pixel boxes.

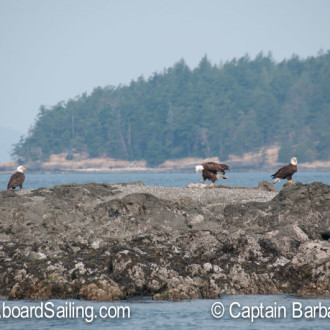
[0,171,329,190]
[0,295,330,329]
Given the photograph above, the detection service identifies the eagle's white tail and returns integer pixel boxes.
[217,174,229,180]
[272,178,281,184]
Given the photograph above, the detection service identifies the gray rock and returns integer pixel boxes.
[0,181,329,300]
[0,233,10,242]
[28,252,47,261]
[258,180,278,192]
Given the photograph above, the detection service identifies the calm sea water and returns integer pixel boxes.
[0,295,330,329]
[1,172,329,328]
[0,171,329,190]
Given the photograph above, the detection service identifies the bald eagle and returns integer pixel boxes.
[195,162,230,187]
[271,157,297,184]
[7,166,26,190]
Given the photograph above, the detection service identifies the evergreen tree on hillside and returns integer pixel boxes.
[12,52,330,165]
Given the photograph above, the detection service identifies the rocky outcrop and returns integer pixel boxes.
[0,181,329,301]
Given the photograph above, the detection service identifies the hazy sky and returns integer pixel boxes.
[1,0,330,161]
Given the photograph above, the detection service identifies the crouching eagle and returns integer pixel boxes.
[271,157,297,184]
[7,166,26,190]
[195,162,230,187]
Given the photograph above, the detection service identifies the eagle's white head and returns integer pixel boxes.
[290,157,297,166]
[17,166,26,173]
[195,165,204,175]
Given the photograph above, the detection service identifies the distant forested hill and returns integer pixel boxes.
[13,52,330,165]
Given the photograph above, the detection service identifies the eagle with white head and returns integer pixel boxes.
[195,162,230,187]
[271,157,297,184]
[7,166,26,190]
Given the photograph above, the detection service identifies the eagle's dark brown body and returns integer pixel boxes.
[7,172,25,190]
[271,163,297,181]
[202,162,230,183]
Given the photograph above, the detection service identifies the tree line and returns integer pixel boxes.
[12,51,330,166]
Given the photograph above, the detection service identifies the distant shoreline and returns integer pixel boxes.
[1,166,330,175]
[1,154,330,174]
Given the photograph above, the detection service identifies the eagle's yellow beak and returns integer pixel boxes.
[23,167,26,171]
[196,171,199,175]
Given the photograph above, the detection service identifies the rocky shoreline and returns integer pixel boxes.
[0,181,329,301]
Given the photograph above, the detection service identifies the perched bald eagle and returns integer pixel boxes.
[195,162,230,187]
[271,157,297,184]
[7,166,26,190]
